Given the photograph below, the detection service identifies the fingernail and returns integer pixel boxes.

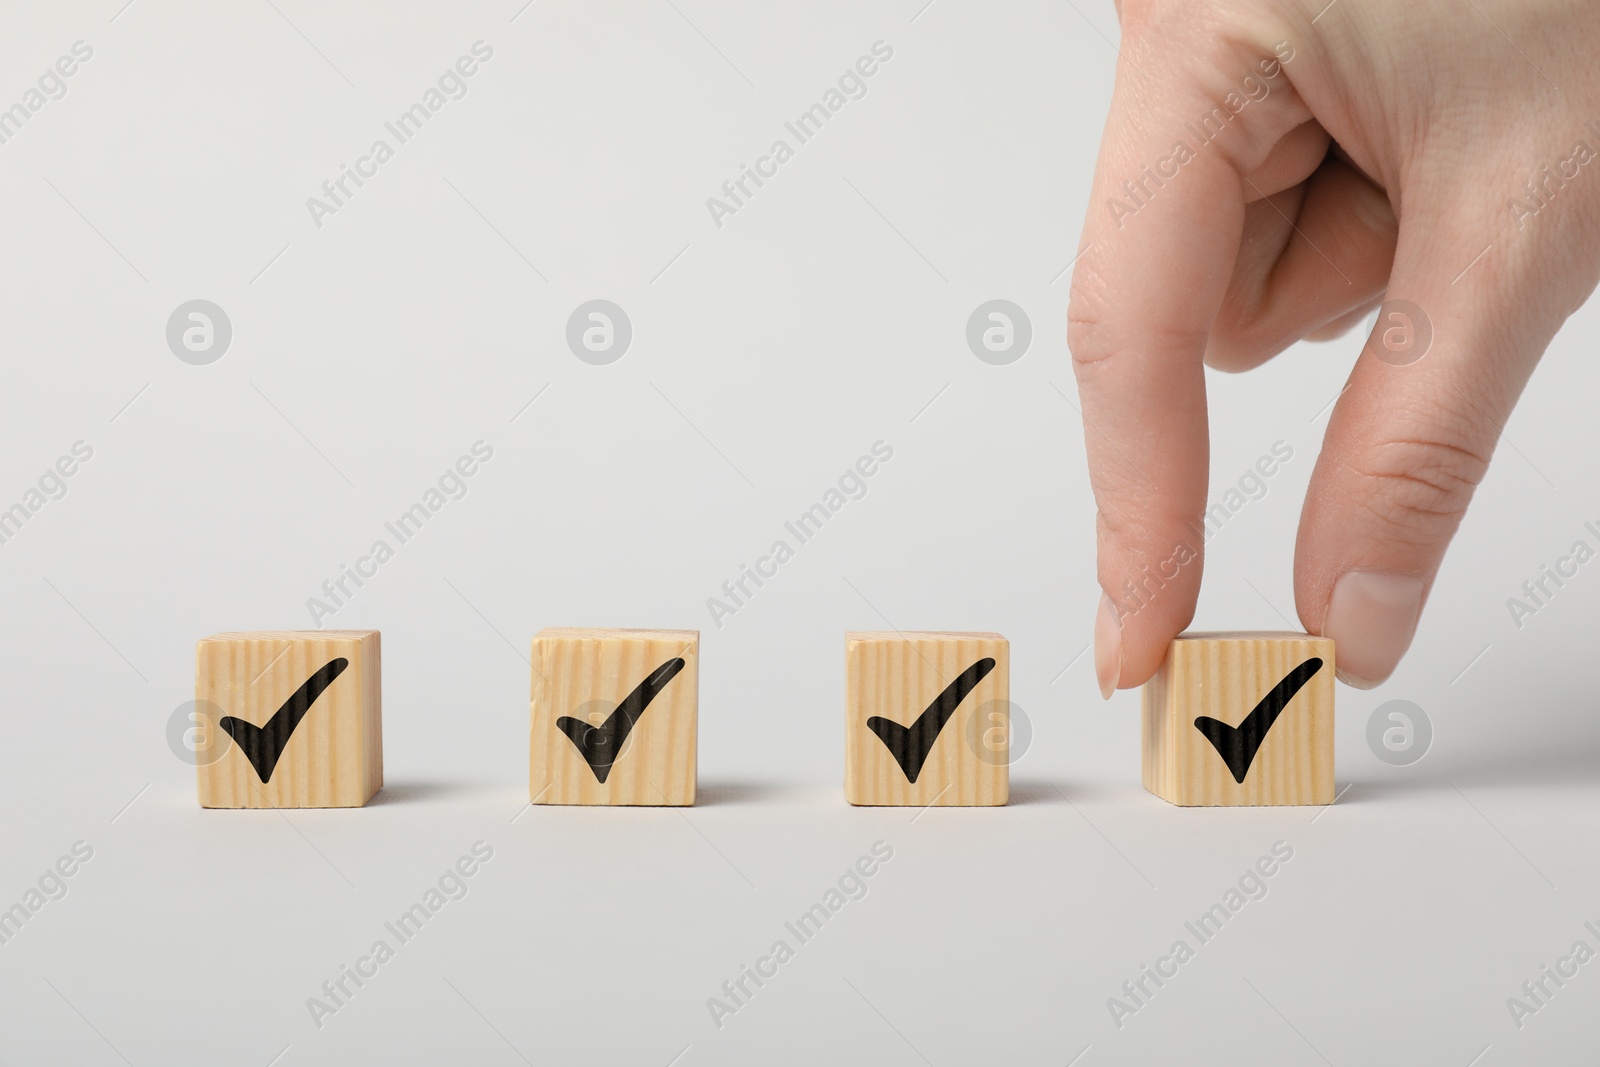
[1323,570,1425,688]
[1094,593,1121,700]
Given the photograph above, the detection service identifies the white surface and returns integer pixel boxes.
[0,1,1596,1063]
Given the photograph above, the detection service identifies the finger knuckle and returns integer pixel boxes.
[1096,497,1203,563]
[1069,261,1208,380]
[1068,265,1119,376]
[1067,313,1117,378]
[1342,426,1491,538]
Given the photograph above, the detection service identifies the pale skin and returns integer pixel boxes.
[1069,0,1600,695]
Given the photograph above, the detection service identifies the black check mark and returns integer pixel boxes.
[556,658,686,784]
[867,657,996,784]
[220,658,349,784]
[1192,657,1324,784]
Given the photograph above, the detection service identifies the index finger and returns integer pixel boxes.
[1067,20,1309,695]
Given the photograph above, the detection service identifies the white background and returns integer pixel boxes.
[0,1,1596,1063]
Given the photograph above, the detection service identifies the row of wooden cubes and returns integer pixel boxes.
[195,628,1335,809]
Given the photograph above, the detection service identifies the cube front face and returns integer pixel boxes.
[845,632,1008,807]
[530,628,699,806]
[195,630,382,808]
[1142,632,1334,807]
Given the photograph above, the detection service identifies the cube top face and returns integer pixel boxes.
[206,629,378,640]
[195,630,382,809]
[845,631,1009,807]
[531,628,699,806]
[846,630,1006,643]
[1169,630,1318,642]
[1142,631,1334,807]
[535,627,698,642]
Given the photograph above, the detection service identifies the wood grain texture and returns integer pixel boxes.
[1142,631,1335,807]
[530,628,698,806]
[196,630,382,808]
[844,631,1008,807]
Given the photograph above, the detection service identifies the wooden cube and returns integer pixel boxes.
[1142,631,1334,807]
[530,628,698,806]
[196,630,382,808]
[845,631,1008,806]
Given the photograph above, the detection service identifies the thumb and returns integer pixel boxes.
[1295,196,1595,687]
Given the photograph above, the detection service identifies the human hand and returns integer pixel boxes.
[1068,0,1600,694]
